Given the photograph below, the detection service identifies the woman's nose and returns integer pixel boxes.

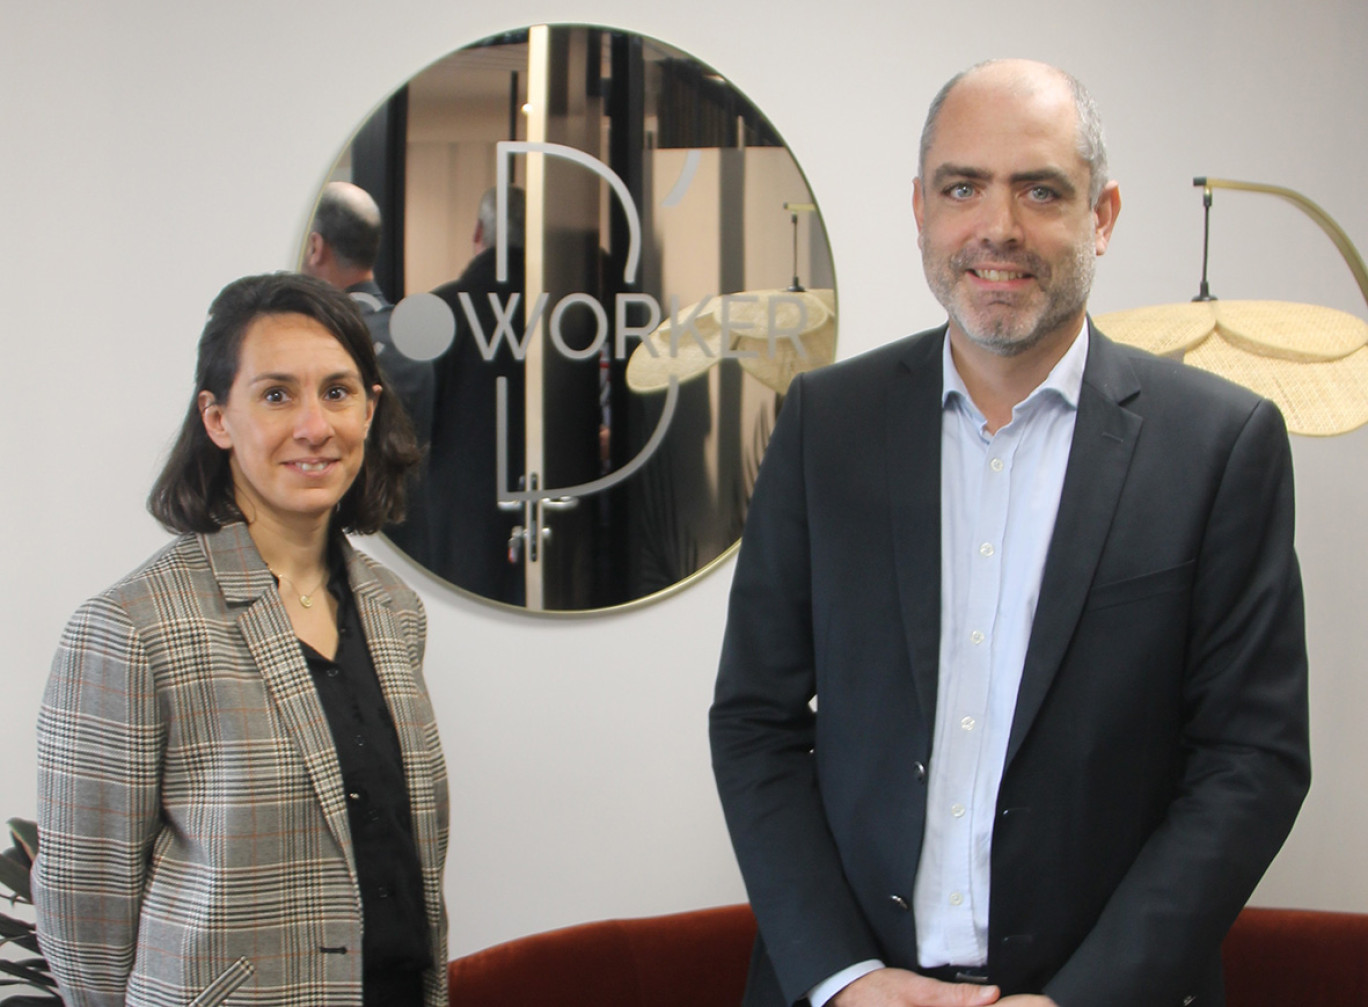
[293,397,331,443]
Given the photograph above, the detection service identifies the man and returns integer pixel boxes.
[304,181,435,557]
[427,187,528,603]
[303,180,435,449]
[709,59,1309,1007]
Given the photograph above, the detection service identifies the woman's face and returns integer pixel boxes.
[200,312,378,529]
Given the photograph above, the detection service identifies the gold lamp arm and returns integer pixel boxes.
[1195,176,1368,309]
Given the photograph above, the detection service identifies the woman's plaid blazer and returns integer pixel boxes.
[34,522,449,1006]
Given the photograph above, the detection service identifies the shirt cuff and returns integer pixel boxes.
[807,960,886,1007]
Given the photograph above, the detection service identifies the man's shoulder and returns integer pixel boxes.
[1089,326,1269,421]
[801,326,944,394]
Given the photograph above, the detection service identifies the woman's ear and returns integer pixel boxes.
[199,390,233,450]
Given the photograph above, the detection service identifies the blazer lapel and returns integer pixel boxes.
[203,523,358,883]
[1005,327,1142,768]
[888,329,947,721]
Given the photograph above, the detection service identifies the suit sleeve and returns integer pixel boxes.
[34,596,165,1006]
[710,376,885,1005]
[1045,397,1311,1006]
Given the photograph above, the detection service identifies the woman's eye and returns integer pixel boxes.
[324,385,351,401]
[263,388,288,404]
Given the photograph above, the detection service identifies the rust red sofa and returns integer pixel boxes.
[1222,906,1368,1005]
[448,903,1368,1006]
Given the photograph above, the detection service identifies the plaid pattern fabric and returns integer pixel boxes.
[34,523,449,1006]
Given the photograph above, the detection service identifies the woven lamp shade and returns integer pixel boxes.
[625,297,726,392]
[731,289,836,394]
[627,288,836,395]
[1095,300,1368,436]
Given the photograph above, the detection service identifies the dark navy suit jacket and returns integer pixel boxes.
[709,324,1310,1007]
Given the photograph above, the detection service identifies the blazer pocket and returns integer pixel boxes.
[1085,560,1195,612]
[190,957,254,1007]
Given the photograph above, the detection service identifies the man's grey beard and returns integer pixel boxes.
[933,239,1096,357]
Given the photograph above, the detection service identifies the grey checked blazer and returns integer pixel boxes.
[34,522,449,1006]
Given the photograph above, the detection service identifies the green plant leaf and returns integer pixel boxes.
[0,850,32,904]
[0,912,43,954]
[0,958,57,986]
[6,819,38,864]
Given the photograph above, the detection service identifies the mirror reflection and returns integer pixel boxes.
[305,25,838,612]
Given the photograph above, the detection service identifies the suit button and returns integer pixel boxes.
[889,894,910,911]
[1182,998,1195,1005]
[914,761,927,782]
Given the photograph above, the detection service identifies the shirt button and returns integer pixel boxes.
[961,716,976,732]
[376,885,392,899]
[949,892,964,906]
[969,630,984,645]
[326,667,341,678]
[979,542,995,557]
[354,734,366,747]
[990,457,1004,472]
[951,803,966,818]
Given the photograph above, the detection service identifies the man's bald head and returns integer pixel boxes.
[919,59,1109,206]
[307,181,383,275]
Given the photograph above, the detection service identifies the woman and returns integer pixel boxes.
[34,273,448,1006]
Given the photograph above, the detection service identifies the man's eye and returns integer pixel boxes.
[1027,185,1057,202]
[947,182,975,199]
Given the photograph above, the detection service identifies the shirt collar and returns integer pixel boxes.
[941,318,1090,416]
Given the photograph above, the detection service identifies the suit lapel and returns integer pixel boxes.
[203,524,358,883]
[1005,328,1142,768]
[888,329,947,721]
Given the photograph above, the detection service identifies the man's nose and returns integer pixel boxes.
[977,188,1023,245]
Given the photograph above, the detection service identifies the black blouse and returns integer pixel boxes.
[296,551,431,975]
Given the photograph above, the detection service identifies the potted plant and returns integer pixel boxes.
[0,818,61,1004]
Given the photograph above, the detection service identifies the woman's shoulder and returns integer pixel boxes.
[61,533,215,641]
[343,540,424,614]
[95,532,210,600]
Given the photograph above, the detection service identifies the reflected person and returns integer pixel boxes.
[304,180,436,558]
[303,180,435,447]
[35,273,449,1006]
[710,59,1309,1006]
[427,186,527,603]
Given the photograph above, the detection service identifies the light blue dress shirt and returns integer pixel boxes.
[808,323,1086,1006]
[914,324,1086,967]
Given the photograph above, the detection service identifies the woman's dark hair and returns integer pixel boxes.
[148,272,421,535]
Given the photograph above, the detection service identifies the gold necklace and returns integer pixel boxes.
[273,570,329,609]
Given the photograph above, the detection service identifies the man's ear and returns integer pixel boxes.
[304,231,327,270]
[912,176,926,235]
[199,390,233,449]
[1093,180,1121,256]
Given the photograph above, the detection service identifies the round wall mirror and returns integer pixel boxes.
[305,24,838,613]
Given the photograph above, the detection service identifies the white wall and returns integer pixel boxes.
[2,0,1364,959]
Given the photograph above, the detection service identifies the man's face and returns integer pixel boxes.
[913,67,1118,358]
